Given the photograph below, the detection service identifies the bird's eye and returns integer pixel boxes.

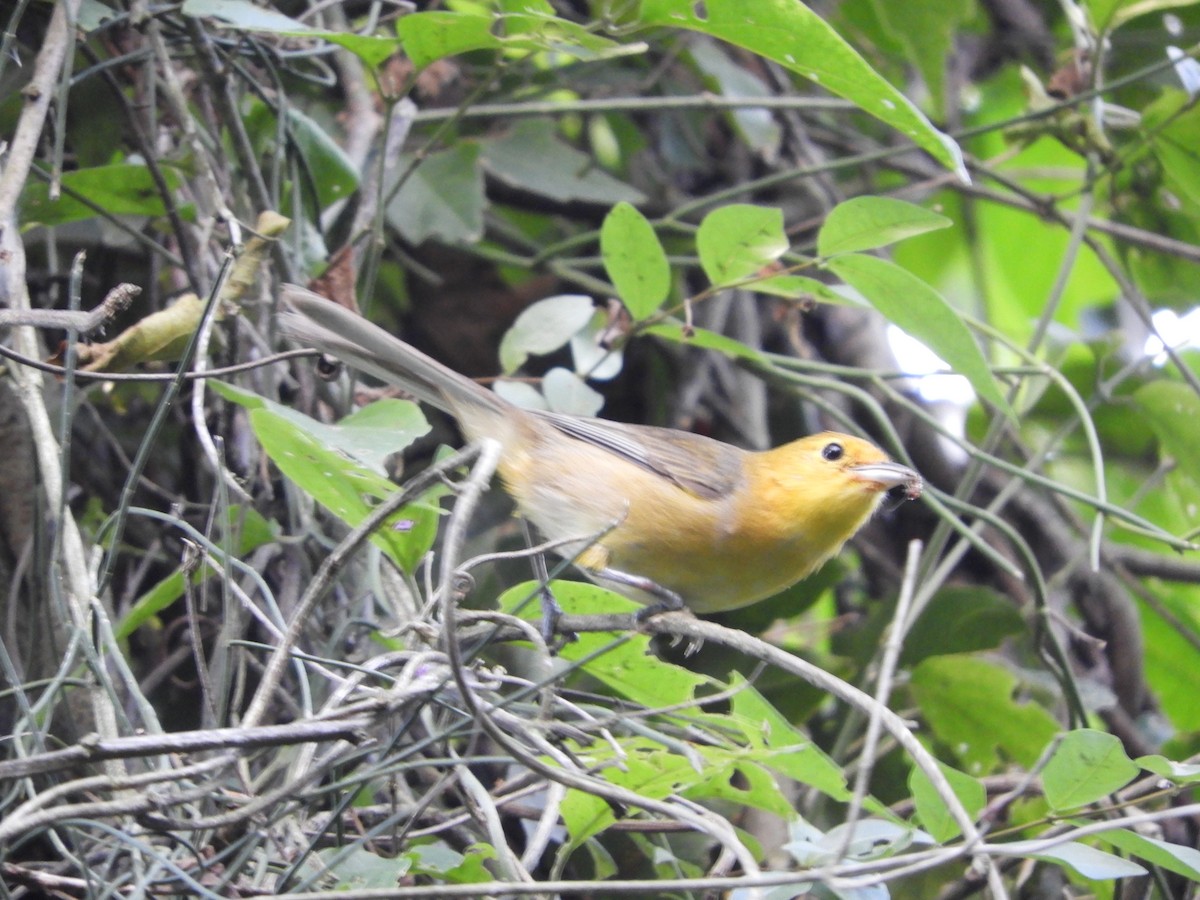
[822,442,844,461]
[315,354,343,381]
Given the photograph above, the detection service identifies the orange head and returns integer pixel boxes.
[733,432,922,582]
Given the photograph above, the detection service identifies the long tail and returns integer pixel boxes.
[279,285,503,419]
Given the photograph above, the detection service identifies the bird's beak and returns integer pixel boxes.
[849,462,923,500]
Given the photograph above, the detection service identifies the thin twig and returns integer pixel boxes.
[0,282,139,332]
[0,341,321,380]
[836,540,925,864]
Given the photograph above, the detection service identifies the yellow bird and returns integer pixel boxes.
[280,286,922,615]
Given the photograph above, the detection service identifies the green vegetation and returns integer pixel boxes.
[2,0,1199,896]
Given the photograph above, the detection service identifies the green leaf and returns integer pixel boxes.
[328,402,435,474]
[182,0,398,65]
[316,845,408,890]
[495,11,643,61]
[1134,381,1200,492]
[644,321,768,363]
[826,253,1011,416]
[1019,841,1146,880]
[1135,754,1200,783]
[689,41,781,156]
[909,655,1060,773]
[560,738,793,851]
[212,381,429,474]
[1138,585,1200,731]
[242,100,359,212]
[249,409,440,572]
[559,739,702,847]
[748,274,865,306]
[684,755,795,819]
[578,840,617,880]
[480,120,644,205]
[637,0,965,178]
[20,164,184,228]
[600,741,700,801]
[498,294,596,373]
[785,818,931,866]
[1087,0,1200,30]
[501,585,705,710]
[559,788,614,850]
[497,580,711,708]
[77,0,121,31]
[1042,729,1139,811]
[182,0,308,30]
[637,833,710,879]
[696,204,789,285]
[1144,92,1200,212]
[1154,136,1200,211]
[601,202,670,319]
[1102,828,1200,881]
[499,0,556,21]
[438,844,497,885]
[542,367,605,416]
[318,33,400,68]
[115,505,276,640]
[284,107,360,210]
[386,143,485,245]
[869,0,971,112]
[492,379,549,411]
[729,677,850,801]
[909,760,986,842]
[899,586,1026,666]
[397,8,641,70]
[403,841,496,883]
[396,10,501,68]
[818,196,952,257]
[118,572,189,640]
[554,601,709,709]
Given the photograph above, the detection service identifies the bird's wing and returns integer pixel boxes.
[536,412,745,502]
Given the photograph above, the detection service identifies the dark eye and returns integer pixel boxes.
[315,354,343,381]
[822,442,844,462]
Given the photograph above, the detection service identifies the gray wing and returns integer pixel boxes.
[535,411,745,502]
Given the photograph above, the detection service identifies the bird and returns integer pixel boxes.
[279,285,922,616]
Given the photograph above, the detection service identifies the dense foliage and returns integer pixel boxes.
[2,0,1200,897]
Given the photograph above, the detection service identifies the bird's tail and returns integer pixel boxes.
[278,284,504,420]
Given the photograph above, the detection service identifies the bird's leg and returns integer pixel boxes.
[539,584,567,647]
[523,520,573,648]
[597,567,688,624]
